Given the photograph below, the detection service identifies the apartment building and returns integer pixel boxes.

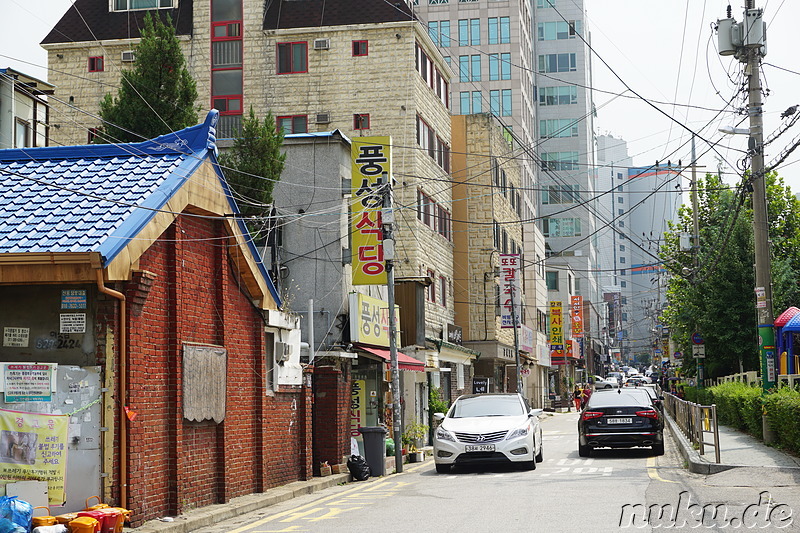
[0,68,53,149]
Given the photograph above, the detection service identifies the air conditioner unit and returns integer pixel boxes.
[316,112,331,124]
[121,51,136,62]
[313,38,330,50]
[275,341,291,362]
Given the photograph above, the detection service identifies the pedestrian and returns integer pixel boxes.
[579,384,591,409]
[572,384,582,411]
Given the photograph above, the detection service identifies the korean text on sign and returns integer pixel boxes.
[351,137,391,285]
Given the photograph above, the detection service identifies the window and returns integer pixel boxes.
[537,0,553,6]
[541,217,582,237]
[471,55,481,81]
[488,18,499,44]
[352,40,368,56]
[113,0,173,10]
[354,114,370,130]
[546,271,559,290]
[415,43,449,108]
[88,56,104,72]
[277,115,308,134]
[541,185,580,204]
[618,221,625,227]
[500,53,511,80]
[618,208,624,215]
[501,89,512,116]
[621,312,628,321]
[490,90,500,115]
[212,0,243,138]
[538,53,576,73]
[428,21,451,47]
[472,91,482,113]
[541,151,579,171]
[620,245,626,251]
[439,276,447,306]
[460,92,470,115]
[618,196,624,203]
[499,17,510,43]
[277,42,307,74]
[416,116,450,172]
[460,90,482,114]
[417,189,451,240]
[14,119,30,148]
[540,118,579,138]
[458,19,480,46]
[459,56,469,82]
[489,54,499,81]
[87,127,99,144]
[620,281,627,288]
[620,257,626,264]
[539,86,577,106]
[537,20,581,40]
[427,270,436,302]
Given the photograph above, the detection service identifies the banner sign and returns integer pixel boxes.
[350,380,366,438]
[570,295,583,336]
[348,292,401,347]
[500,254,521,328]
[351,137,391,285]
[0,408,69,505]
[549,301,565,362]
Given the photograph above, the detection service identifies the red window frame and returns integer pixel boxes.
[88,57,104,72]
[277,115,308,134]
[88,128,99,143]
[277,42,308,74]
[427,270,436,302]
[354,114,370,130]
[352,40,369,56]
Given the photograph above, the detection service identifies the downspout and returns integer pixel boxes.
[96,269,128,509]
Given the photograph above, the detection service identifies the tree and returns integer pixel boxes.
[96,12,198,143]
[660,171,800,378]
[217,108,286,241]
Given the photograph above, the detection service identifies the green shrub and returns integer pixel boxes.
[763,387,800,456]
[682,386,712,405]
[708,381,763,438]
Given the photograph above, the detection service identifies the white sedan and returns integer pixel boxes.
[432,393,543,473]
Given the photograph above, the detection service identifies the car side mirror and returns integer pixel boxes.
[658,396,664,401]
[433,413,445,421]
[529,408,544,418]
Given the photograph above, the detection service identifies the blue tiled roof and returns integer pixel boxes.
[0,110,281,306]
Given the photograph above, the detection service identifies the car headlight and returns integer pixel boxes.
[435,425,456,442]
[506,424,530,440]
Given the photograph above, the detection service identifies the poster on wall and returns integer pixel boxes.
[59,313,86,334]
[350,379,367,438]
[499,254,521,328]
[2,363,57,403]
[0,409,69,505]
[3,328,29,348]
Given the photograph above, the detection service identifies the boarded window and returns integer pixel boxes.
[183,344,227,423]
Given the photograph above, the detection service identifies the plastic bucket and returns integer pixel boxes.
[55,513,79,525]
[33,506,57,527]
[84,497,108,512]
[77,510,118,533]
[68,517,100,533]
[108,508,131,533]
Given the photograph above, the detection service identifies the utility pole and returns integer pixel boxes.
[383,184,403,473]
[690,139,704,389]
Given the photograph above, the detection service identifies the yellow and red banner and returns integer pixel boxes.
[0,408,69,504]
[570,295,583,336]
[348,292,401,347]
[351,137,391,285]
[549,301,565,363]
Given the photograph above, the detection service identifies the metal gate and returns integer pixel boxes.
[0,365,102,511]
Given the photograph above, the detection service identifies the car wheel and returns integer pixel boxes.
[578,443,591,457]
[652,443,665,456]
[535,445,544,463]
[435,463,451,474]
[521,459,537,470]
[604,384,612,389]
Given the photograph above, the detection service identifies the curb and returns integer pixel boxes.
[123,473,351,533]
[664,412,734,475]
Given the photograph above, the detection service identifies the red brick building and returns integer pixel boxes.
[0,111,313,525]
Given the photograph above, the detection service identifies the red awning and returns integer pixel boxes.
[358,346,424,372]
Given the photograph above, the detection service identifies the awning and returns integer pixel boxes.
[358,346,425,372]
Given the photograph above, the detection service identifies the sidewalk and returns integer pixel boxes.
[664,412,800,474]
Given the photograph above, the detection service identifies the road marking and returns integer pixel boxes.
[227,464,428,533]
[647,456,679,484]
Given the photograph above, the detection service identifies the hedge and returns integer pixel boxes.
[762,387,800,456]
[707,381,763,439]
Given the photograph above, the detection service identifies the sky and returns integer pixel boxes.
[3,0,798,194]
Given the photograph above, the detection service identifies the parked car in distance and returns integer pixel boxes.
[606,372,624,385]
[578,388,664,457]
[433,393,543,473]
[589,375,616,390]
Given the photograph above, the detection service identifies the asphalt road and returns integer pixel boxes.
[188,412,800,532]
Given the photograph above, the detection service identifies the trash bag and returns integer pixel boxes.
[346,454,371,481]
[0,496,32,532]
[385,437,395,457]
[0,517,25,533]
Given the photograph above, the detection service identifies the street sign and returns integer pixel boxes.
[691,332,704,345]
[692,345,705,358]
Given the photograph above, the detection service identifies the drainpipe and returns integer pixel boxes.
[96,269,128,509]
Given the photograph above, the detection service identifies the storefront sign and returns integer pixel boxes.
[351,137,391,285]
[3,328,29,348]
[61,290,87,309]
[446,324,463,345]
[472,377,489,394]
[350,379,367,437]
[549,301,564,362]
[59,313,86,334]
[520,324,534,353]
[570,295,583,336]
[0,408,69,505]
[499,254,521,328]
[2,364,57,402]
[348,293,400,347]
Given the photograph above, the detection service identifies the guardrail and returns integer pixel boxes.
[663,392,721,463]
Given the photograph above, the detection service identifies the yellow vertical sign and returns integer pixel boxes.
[0,409,69,504]
[549,301,564,361]
[351,137,391,285]
[570,295,583,336]
[350,380,367,438]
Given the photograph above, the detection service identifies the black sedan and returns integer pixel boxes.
[578,389,664,457]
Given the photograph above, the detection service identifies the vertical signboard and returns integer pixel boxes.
[499,254,521,328]
[549,301,564,363]
[570,295,583,336]
[351,137,391,285]
[350,380,366,438]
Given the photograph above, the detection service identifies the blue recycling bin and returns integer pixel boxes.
[358,426,387,477]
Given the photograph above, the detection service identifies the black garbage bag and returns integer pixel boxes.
[347,454,371,481]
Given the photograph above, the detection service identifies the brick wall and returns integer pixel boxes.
[312,365,352,470]
[95,214,310,525]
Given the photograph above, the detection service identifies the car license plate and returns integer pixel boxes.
[465,444,495,452]
[607,417,632,424]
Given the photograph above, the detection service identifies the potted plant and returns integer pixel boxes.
[402,419,428,462]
